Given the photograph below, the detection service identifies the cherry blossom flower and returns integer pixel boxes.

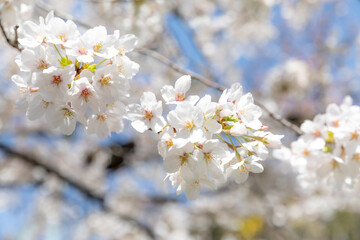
[126,92,166,133]
[161,75,199,104]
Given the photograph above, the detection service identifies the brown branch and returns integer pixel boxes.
[0,142,156,239]
[0,20,22,51]
[136,48,304,135]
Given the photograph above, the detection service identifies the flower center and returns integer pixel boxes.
[38,59,49,70]
[180,153,189,166]
[52,75,62,86]
[118,65,124,73]
[100,75,112,86]
[93,42,104,52]
[185,121,194,130]
[144,110,153,119]
[204,152,214,163]
[240,163,250,173]
[165,139,173,148]
[97,114,107,121]
[78,47,87,55]
[62,108,74,117]
[176,93,185,101]
[80,88,91,101]
[58,33,66,42]
[331,159,339,169]
[303,149,310,156]
[41,100,50,108]
[351,131,359,140]
[332,121,340,127]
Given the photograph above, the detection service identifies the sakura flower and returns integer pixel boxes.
[226,154,264,184]
[254,131,284,149]
[11,74,32,110]
[48,104,84,135]
[167,102,204,139]
[114,32,138,55]
[194,139,230,182]
[66,39,94,63]
[229,122,247,136]
[82,26,119,59]
[317,156,346,185]
[218,82,243,104]
[235,93,262,129]
[112,55,140,79]
[158,128,176,158]
[18,11,53,48]
[181,174,216,200]
[300,116,327,140]
[45,17,80,47]
[161,75,199,104]
[26,94,56,121]
[86,102,126,138]
[68,77,105,115]
[33,65,75,102]
[127,92,166,133]
[196,95,222,134]
[163,141,195,174]
[15,45,58,72]
[93,64,129,104]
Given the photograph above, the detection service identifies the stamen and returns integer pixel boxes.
[80,88,91,101]
[100,75,112,86]
[52,75,62,86]
[176,93,185,101]
[144,110,153,119]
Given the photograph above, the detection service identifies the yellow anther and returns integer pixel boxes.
[303,149,310,156]
[175,93,185,101]
[41,100,50,108]
[93,42,104,52]
[180,153,189,166]
[52,75,62,86]
[58,32,66,42]
[63,108,73,117]
[204,153,215,163]
[97,114,107,121]
[144,110,153,119]
[100,75,112,86]
[38,59,49,70]
[118,65,124,73]
[351,131,359,140]
[81,88,91,102]
[185,121,193,130]
[165,139,173,148]
[331,159,339,169]
[78,47,87,55]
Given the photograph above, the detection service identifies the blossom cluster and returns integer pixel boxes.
[11,12,139,137]
[127,75,283,199]
[274,96,360,190]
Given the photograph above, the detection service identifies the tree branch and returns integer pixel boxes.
[0,20,22,51]
[0,142,156,239]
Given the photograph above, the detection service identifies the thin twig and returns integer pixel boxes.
[0,20,22,51]
[136,48,304,135]
[0,142,156,239]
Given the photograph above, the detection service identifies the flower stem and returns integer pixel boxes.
[96,58,108,67]
[53,44,63,58]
